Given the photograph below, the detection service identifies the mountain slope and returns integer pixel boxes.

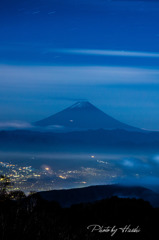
[34,101,139,131]
[38,184,159,208]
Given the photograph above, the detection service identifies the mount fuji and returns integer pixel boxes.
[34,101,139,131]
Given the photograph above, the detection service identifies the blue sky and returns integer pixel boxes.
[1,0,159,130]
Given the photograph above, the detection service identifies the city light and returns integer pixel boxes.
[45,167,50,171]
[59,175,67,179]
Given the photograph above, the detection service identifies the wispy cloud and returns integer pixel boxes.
[1,64,159,86]
[0,121,33,129]
[54,48,159,58]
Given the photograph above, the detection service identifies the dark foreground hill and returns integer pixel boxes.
[0,192,158,240]
[38,184,159,208]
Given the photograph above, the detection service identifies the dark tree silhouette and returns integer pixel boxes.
[8,190,26,200]
[0,175,11,200]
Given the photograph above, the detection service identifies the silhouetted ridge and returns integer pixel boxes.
[38,184,159,208]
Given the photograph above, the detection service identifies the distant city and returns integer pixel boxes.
[0,154,123,193]
[0,151,156,193]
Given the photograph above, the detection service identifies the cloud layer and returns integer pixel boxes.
[1,64,159,87]
[54,48,159,58]
[0,121,32,129]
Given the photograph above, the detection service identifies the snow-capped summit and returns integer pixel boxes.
[68,101,95,109]
[34,101,139,131]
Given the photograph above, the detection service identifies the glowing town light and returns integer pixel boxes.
[59,175,67,179]
[45,167,50,171]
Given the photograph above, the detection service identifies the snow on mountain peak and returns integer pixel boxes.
[69,101,93,109]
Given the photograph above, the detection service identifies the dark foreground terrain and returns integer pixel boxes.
[0,191,158,240]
